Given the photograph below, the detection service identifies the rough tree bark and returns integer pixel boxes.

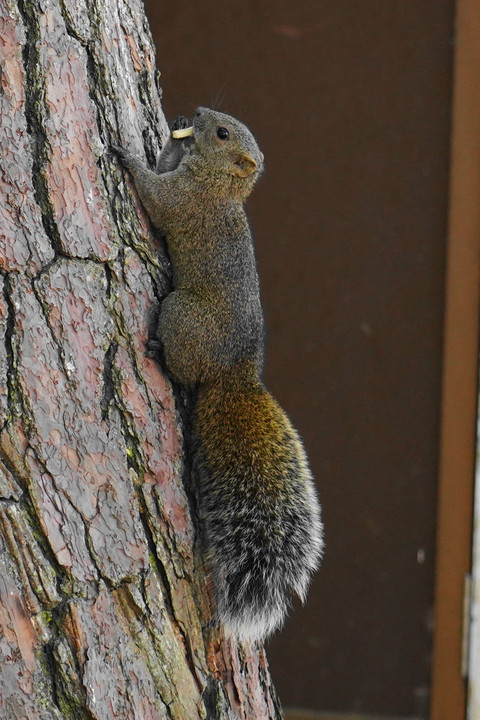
[0,0,283,718]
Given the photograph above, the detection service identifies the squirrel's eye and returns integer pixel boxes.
[217,127,230,140]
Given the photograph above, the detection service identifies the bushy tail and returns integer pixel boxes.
[194,368,323,643]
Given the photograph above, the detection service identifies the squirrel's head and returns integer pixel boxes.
[186,107,264,200]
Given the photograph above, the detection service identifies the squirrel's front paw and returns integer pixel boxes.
[170,115,190,133]
[111,144,137,171]
[111,144,128,161]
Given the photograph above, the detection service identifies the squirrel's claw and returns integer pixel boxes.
[110,144,130,164]
[145,338,162,359]
[111,145,144,175]
[169,115,191,133]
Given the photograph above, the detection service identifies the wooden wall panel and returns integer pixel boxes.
[144,2,455,716]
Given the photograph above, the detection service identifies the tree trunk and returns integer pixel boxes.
[0,0,283,717]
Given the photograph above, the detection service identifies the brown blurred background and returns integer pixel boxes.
[142,2,480,719]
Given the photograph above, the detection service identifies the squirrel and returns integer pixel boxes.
[112,108,323,643]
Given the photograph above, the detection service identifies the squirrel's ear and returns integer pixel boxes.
[231,153,257,178]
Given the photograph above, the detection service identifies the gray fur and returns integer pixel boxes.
[112,107,323,643]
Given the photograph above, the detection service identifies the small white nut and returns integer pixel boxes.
[171,126,194,139]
